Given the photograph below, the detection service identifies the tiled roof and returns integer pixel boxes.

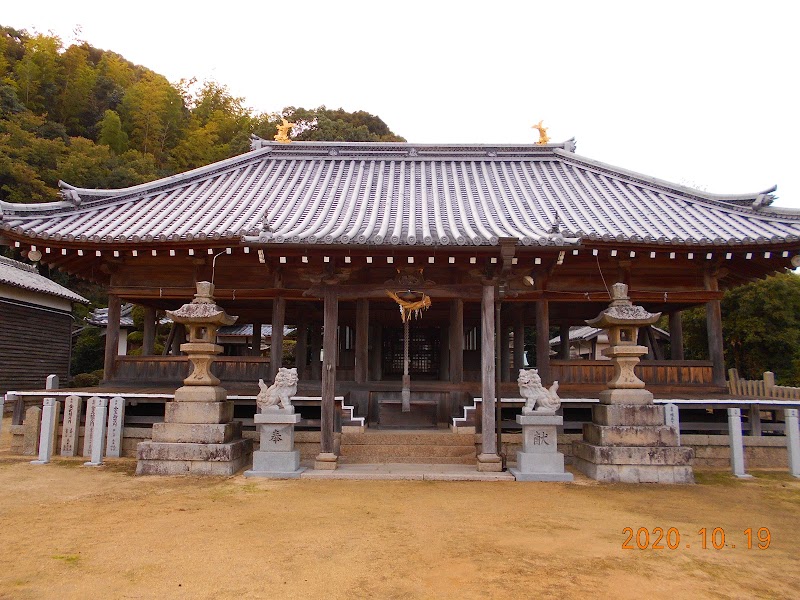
[218,324,294,337]
[2,140,799,248]
[0,255,87,303]
[549,325,669,345]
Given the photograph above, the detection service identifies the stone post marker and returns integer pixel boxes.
[83,397,101,457]
[0,395,5,440]
[84,398,109,467]
[105,396,126,458]
[727,408,752,478]
[572,283,694,483]
[136,282,252,475]
[664,403,680,446]
[509,369,573,482]
[244,369,305,478]
[785,409,800,478]
[60,395,83,456]
[22,405,42,456]
[31,398,61,465]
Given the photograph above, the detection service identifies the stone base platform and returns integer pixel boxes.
[135,438,252,476]
[572,442,694,484]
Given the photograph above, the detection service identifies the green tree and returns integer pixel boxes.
[13,32,62,113]
[682,272,800,384]
[97,109,128,153]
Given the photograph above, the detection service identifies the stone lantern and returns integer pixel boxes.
[136,282,253,476]
[572,283,694,483]
[585,282,660,398]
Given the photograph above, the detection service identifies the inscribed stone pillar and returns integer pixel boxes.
[142,306,157,356]
[105,396,126,458]
[104,295,121,381]
[664,403,680,446]
[60,395,82,456]
[270,297,286,381]
[727,408,752,478]
[536,299,551,385]
[316,289,339,470]
[82,397,101,457]
[510,413,573,482]
[449,299,464,384]
[477,284,501,472]
[0,395,4,439]
[22,406,42,456]
[31,398,60,465]
[244,408,305,479]
[84,398,109,467]
[669,311,684,360]
[10,392,24,426]
[785,409,800,478]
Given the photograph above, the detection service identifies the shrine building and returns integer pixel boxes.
[2,136,799,469]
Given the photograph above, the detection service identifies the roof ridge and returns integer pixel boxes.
[0,255,37,273]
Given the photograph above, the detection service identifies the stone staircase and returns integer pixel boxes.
[339,430,477,464]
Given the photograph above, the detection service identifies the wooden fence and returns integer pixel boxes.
[727,368,800,399]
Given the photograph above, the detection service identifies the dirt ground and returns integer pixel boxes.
[1,417,798,600]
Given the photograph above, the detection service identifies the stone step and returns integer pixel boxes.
[340,443,476,460]
[340,432,475,447]
[340,455,477,465]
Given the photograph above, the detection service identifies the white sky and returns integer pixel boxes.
[4,0,799,208]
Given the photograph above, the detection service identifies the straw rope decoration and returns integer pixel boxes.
[386,290,432,323]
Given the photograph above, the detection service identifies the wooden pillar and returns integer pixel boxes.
[171,324,186,355]
[706,299,726,387]
[449,299,464,384]
[142,306,156,356]
[251,320,262,356]
[536,299,551,385]
[310,323,322,380]
[369,325,383,381]
[103,294,121,381]
[478,284,501,470]
[354,299,369,384]
[559,323,570,360]
[500,311,511,382]
[647,326,664,360]
[513,306,525,374]
[295,318,308,379]
[269,297,285,381]
[317,289,339,467]
[440,325,450,381]
[669,311,685,360]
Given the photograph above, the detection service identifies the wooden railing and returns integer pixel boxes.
[112,356,272,384]
[728,369,800,399]
[551,359,715,388]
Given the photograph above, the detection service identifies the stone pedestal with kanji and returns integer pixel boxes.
[244,408,305,479]
[510,413,573,482]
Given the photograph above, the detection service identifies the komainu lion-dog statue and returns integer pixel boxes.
[517,368,561,414]
[256,367,298,413]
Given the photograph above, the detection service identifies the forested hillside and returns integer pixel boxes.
[0,26,404,204]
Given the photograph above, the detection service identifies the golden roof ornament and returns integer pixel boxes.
[274,118,296,143]
[532,120,550,145]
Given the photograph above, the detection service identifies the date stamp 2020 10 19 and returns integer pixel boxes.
[622,527,772,550]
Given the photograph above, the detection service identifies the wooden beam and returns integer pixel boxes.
[269,297,286,381]
[320,289,338,455]
[449,299,464,384]
[670,311,684,360]
[536,299,551,385]
[354,299,369,384]
[310,323,322,380]
[500,310,511,382]
[251,320,262,356]
[103,294,121,382]
[142,306,156,356]
[706,299,726,387]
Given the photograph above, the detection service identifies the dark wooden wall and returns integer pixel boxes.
[0,299,73,394]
